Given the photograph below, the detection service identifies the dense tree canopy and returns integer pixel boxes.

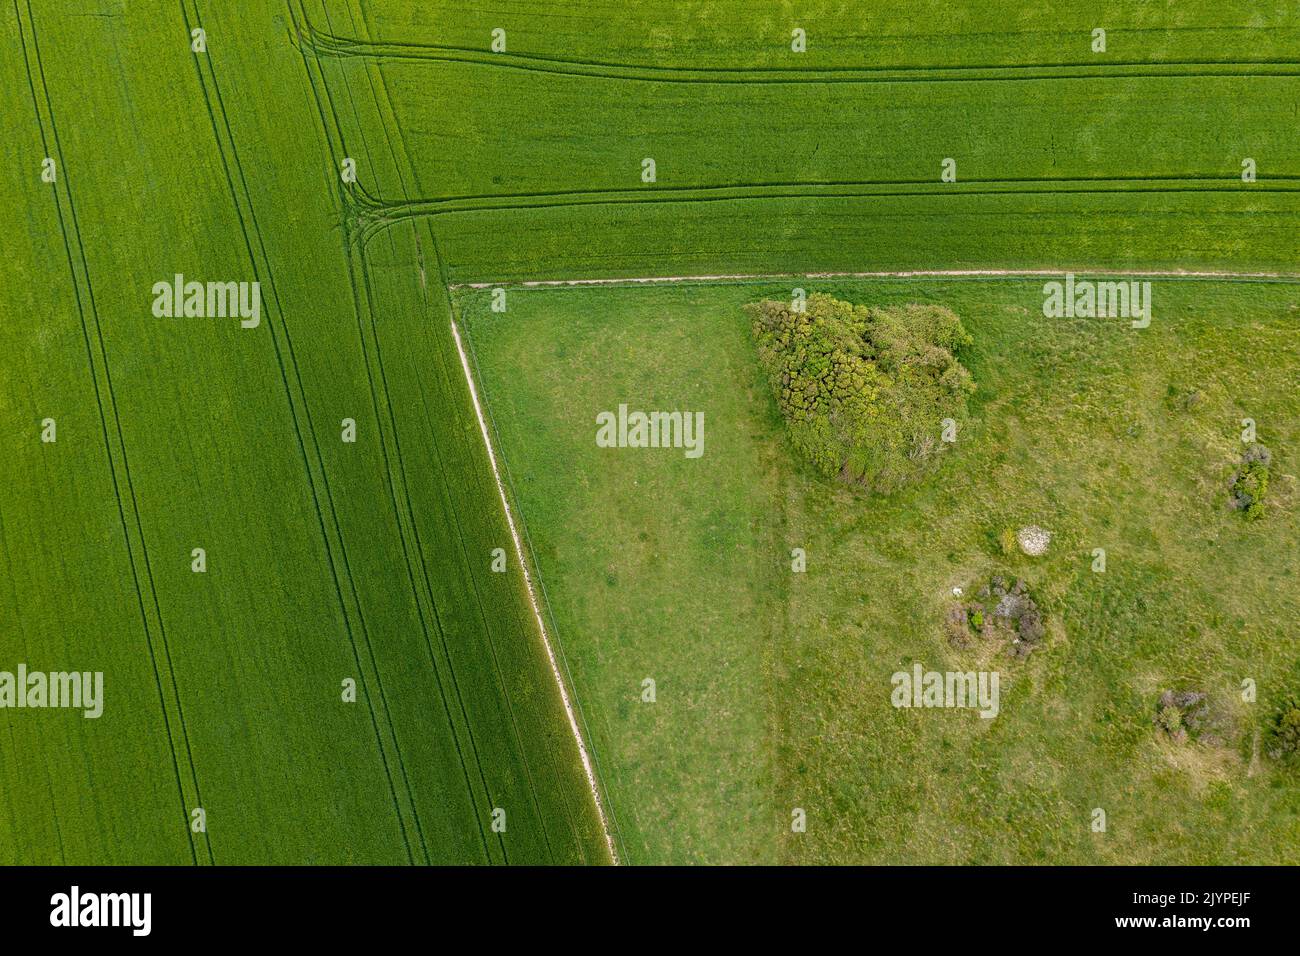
[746,293,975,492]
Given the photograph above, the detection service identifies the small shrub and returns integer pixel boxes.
[1018,607,1045,644]
[944,604,970,647]
[1156,704,1184,736]
[1230,444,1271,519]
[1156,689,1232,746]
[1268,694,1300,761]
[997,527,1018,556]
[1244,444,1273,467]
[1165,384,1203,412]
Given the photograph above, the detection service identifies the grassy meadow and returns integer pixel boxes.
[462,278,1300,864]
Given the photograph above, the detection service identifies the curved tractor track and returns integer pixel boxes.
[291,18,1300,86]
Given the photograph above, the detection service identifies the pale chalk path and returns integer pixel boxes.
[455,267,1300,289]
[450,319,621,865]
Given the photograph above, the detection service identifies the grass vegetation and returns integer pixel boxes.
[462,277,1300,864]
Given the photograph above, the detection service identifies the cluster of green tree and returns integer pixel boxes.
[746,293,975,492]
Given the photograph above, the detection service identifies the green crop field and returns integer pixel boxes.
[1,0,1297,867]
[328,0,1300,279]
[1,0,606,865]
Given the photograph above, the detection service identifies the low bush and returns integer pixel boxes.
[1155,689,1232,746]
[1268,693,1300,761]
[1230,444,1272,519]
